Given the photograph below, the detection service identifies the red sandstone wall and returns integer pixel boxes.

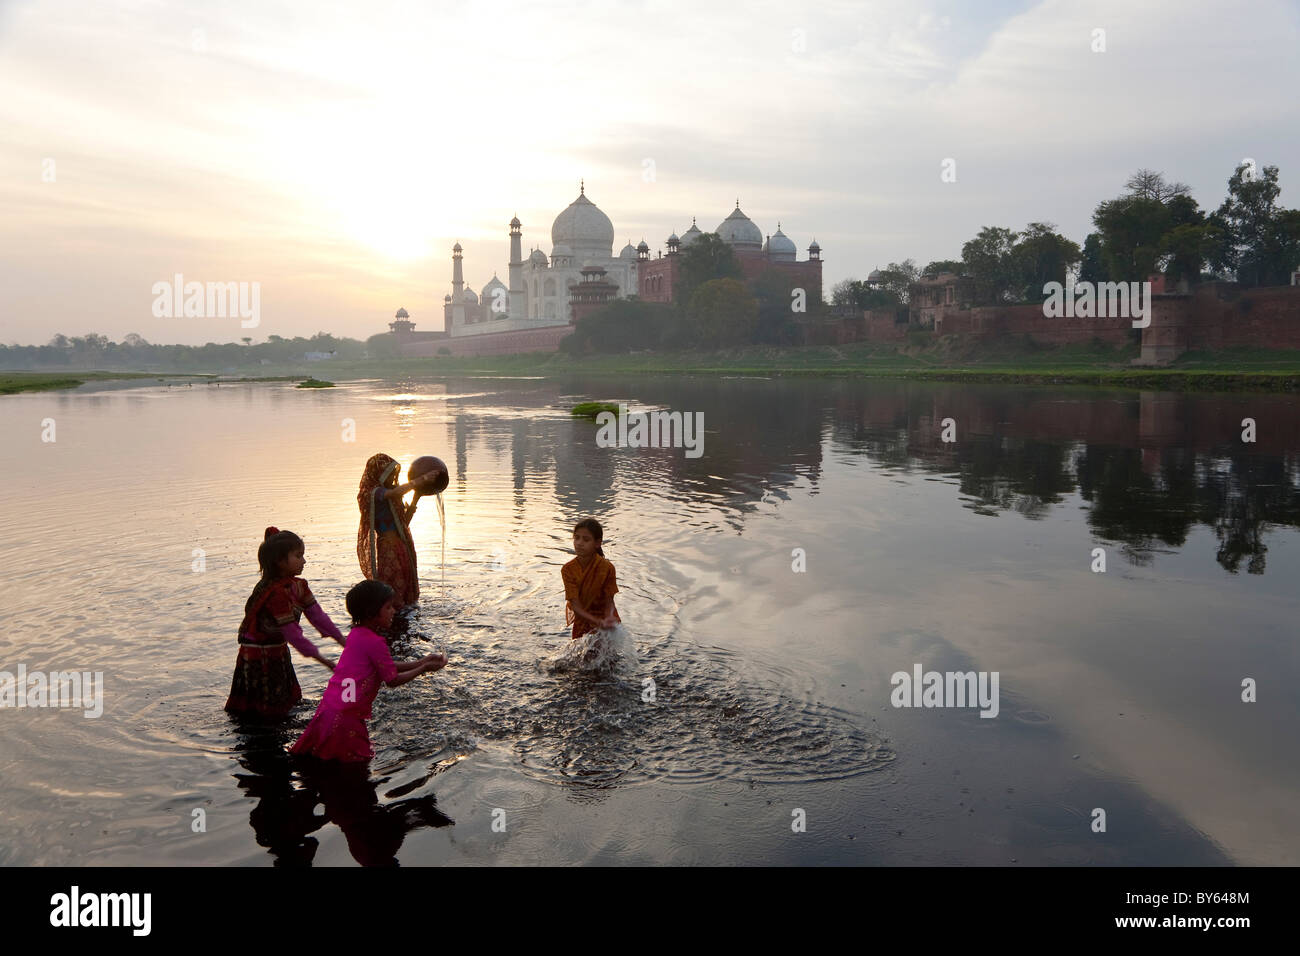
[1183,285,1300,350]
[864,311,907,342]
[401,324,572,358]
[966,304,1133,345]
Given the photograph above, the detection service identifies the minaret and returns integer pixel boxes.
[451,242,465,333]
[508,215,524,321]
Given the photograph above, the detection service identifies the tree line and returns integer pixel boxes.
[832,162,1300,311]
[0,332,366,370]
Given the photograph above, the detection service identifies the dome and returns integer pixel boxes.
[509,215,521,228]
[768,223,797,261]
[636,239,649,252]
[453,242,462,252]
[716,201,762,250]
[481,275,507,297]
[808,238,821,252]
[681,218,702,247]
[868,268,884,282]
[395,307,409,318]
[463,287,478,303]
[443,294,451,303]
[550,184,615,259]
[668,232,680,244]
[552,243,573,261]
[529,248,548,266]
[619,241,637,259]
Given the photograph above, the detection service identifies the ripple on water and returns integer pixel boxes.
[365,609,894,796]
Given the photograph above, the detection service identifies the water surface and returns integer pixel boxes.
[1,374,1296,865]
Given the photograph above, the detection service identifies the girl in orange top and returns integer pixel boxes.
[561,518,620,639]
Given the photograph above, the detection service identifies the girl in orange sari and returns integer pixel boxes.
[561,518,621,640]
[356,454,430,610]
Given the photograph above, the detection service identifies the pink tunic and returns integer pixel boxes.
[289,626,399,763]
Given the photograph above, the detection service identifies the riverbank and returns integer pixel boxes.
[6,341,1300,393]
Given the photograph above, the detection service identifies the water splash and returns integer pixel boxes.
[547,623,638,675]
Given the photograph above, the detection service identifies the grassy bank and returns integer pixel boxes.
[7,341,1300,393]
[0,371,188,395]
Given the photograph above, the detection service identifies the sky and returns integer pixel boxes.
[1,0,1298,345]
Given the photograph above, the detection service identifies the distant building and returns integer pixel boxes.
[638,202,823,305]
[568,261,621,324]
[444,182,641,336]
[389,307,415,334]
[443,189,824,337]
[909,273,975,331]
[383,308,447,347]
[303,351,336,361]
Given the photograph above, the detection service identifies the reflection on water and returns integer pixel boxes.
[0,375,1297,864]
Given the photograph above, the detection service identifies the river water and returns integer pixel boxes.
[1,374,1297,865]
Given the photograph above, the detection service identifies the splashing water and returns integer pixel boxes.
[548,623,638,675]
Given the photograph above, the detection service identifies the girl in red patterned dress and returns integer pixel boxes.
[224,528,346,719]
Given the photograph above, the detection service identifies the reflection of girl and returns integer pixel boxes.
[356,454,429,608]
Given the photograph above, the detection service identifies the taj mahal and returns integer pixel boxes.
[442,182,822,337]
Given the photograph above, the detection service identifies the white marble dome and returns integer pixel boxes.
[681,219,702,247]
[481,275,507,297]
[463,287,478,303]
[551,186,615,259]
[529,248,548,266]
[619,241,637,259]
[716,203,762,250]
[768,224,797,261]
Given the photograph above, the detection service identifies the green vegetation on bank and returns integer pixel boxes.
[6,342,1300,395]
[571,401,620,418]
[295,378,335,388]
[0,371,189,395]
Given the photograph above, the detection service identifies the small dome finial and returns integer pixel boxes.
[580,178,585,195]
[736,198,740,208]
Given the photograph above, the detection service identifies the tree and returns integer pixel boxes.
[675,232,741,308]
[1209,162,1300,287]
[870,259,919,303]
[687,278,758,348]
[1010,222,1081,301]
[565,299,674,353]
[832,279,902,310]
[1078,233,1106,284]
[1092,169,1207,283]
[921,259,964,278]
[1124,168,1191,204]
[752,270,803,345]
[961,227,1021,304]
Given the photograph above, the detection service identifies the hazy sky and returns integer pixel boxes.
[1,0,1298,345]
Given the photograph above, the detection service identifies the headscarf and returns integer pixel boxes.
[356,453,414,579]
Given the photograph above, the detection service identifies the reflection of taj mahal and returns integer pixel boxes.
[443,182,822,337]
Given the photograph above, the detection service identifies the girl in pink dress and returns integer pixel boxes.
[290,580,446,763]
